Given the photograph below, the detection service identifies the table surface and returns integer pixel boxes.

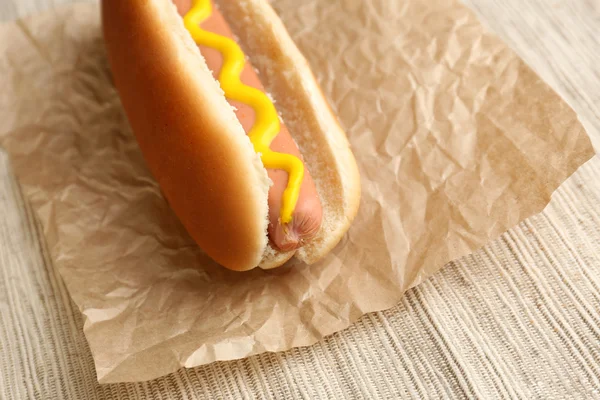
[1,0,600,399]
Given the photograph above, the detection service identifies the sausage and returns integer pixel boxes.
[173,0,323,251]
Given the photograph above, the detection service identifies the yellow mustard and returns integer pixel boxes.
[184,0,303,224]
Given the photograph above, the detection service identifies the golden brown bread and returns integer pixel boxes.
[101,0,361,271]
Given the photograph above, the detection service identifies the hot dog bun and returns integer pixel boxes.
[101,0,361,271]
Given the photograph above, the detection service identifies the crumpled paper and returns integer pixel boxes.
[0,0,594,383]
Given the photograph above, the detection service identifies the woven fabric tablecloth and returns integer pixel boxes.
[1,0,600,398]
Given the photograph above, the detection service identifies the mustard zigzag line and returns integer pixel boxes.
[184,0,303,224]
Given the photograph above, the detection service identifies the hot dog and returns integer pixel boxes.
[101,0,361,271]
[174,0,323,252]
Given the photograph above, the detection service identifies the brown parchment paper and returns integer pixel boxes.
[0,0,594,383]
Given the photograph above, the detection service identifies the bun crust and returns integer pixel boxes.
[102,0,360,271]
[102,0,271,271]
